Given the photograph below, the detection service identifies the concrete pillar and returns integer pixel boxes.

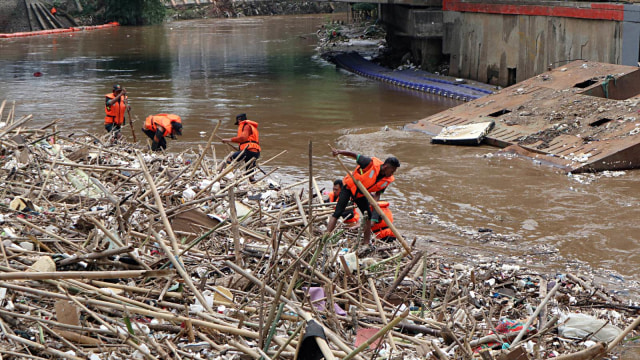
[622,4,640,66]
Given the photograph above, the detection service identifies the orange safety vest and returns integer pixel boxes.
[51,7,57,15]
[237,120,261,152]
[104,93,127,125]
[145,114,181,137]
[328,192,360,224]
[342,157,394,198]
[371,201,394,239]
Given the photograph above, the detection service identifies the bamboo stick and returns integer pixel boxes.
[153,231,215,314]
[342,309,409,360]
[14,217,81,250]
[58,245,134,266]
[190,120,221,177]
[2,332,85,360]
[368,277,397,351]
[511,281,561,347]
[229,186,243,265]
[224,260,353,360]
[0,269,173,280]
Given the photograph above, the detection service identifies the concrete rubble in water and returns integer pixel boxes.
[0,101,639,359]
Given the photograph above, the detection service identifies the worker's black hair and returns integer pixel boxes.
[234,113,247,125]
[333,179,343,187]
[172,122,182,135]
[384,156,400,168]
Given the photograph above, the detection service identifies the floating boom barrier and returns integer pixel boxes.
[0,22,119,39]
[331,52,495,102]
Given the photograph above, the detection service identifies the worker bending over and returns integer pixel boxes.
[327,179,360,224]
[220,113,261,182]
[326,179,360,225]
[326,149,400,245]
[142,114,182,151]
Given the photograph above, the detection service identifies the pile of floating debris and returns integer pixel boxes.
[317,21,387,60]
[0,101,638,359]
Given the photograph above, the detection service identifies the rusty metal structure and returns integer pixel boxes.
[405,60,640,173]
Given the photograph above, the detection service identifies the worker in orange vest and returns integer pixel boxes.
[104,84,130,138]
[370,201,395,242]
[326,179,360,225]
[325,149,400,245]
[50,7,57,16]
[220,113,261,182]
[142,114,182,151]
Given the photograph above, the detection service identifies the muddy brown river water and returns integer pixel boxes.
[0,15,639,298]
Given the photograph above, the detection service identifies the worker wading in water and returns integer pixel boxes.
[326,179,360,225]
[220,113,261,182]
[371,201,396,242]
[104,84,130,141]
[326,149,400,245]
[142,114,182,151]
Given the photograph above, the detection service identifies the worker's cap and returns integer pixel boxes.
[171,122,182,136]
[113,84,122,91]
[234,113,247,125]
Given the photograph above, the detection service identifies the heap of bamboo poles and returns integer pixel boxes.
[0,101,638,360]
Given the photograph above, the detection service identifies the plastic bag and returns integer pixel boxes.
[558,313,622,342]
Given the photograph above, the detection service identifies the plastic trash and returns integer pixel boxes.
[304,287,347,316]
[558,313,622,342]
[182,186,196,200]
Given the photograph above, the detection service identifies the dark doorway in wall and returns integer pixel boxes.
[507,67,517,86]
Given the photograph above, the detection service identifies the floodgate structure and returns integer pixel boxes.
[405,60,640,173]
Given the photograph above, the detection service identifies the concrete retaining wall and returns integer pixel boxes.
[443,12,622,85]
[623,4,640,67]
[0,0,20,33]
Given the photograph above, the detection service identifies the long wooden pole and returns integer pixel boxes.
[368,277,397,351]
[0,269,173,281]
[308,141,314,237]
[154,231,215,314]
[191,119,221,177]
[127,107,137,142]
[224,260,351,360]
[511,281,561,347]
[123,90,137,142]
[14,217,80,250]
[342,309,410,360]
[607,314,640,351]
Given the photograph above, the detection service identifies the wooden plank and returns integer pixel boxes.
[37,2,64,28]
[24,0,35,31]
[30,3,47,30]
[74,0,83,12]
[62,12,79,27]
[34,2,54,29]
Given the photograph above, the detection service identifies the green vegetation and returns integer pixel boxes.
[352,3,376,12]
[352,3,377,22]
[103,0,166,25]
